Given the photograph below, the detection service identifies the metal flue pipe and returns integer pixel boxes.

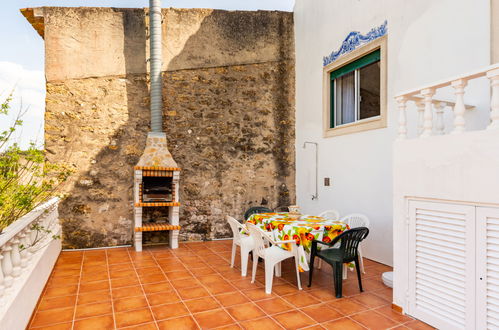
[149,0,163,132]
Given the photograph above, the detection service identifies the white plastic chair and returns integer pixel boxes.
[227,216,255,276]
[341,213,370,274]
[247,223,302,294]
[318,209,340,221]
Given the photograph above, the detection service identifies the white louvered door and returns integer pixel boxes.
[477,207,499,330]
[408,200,475,329]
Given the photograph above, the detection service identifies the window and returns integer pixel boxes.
[331,50,380,127]
[323,37,386,137]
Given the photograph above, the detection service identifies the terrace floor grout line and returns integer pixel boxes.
[347,315,370,329]
[105,249,119,330]
[70,251,84,330]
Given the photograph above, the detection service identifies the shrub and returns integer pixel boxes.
[0,95,72,231]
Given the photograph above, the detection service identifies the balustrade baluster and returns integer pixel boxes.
[47,207,57,235]
[22,227,33,262]
[18,231,28,268]
[487,68,499,129]
[421,88,435,137]
[416,101,425,136]
[10,237,21,278]
[29,221,39,251]
[435,102,446,135]
[451,79,467,133]
[2,243,14,288]
[37,215,47,246]
[396,96,408,139]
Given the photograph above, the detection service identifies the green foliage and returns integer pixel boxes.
[0,95,73,231]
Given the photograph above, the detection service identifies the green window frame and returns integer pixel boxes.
[330,49,381,128]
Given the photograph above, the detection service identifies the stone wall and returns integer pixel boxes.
[30,7,295,248]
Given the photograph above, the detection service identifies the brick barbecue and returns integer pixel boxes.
[133,132,181,251]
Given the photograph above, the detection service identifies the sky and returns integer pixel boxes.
[0,0,294,149]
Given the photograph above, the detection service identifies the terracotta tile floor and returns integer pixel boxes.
[29,240,434,329]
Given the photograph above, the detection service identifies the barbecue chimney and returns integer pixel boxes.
[133,0,181,251]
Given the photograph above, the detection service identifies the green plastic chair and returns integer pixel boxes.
[308,227,369,298]
[244,206,272,220]
[274,206,289,212]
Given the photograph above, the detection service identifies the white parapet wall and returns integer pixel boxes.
[0,198,61,330]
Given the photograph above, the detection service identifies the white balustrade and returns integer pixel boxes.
[0,198,60,300]
[395,63,499,139]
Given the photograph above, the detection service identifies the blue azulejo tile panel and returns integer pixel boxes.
[323,20,387,67]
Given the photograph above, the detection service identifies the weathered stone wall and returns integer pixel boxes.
[36,7,295,248]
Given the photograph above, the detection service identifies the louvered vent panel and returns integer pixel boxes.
[486,215,499,330]
[414,208,467,329]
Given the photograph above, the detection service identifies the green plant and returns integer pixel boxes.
[19,222,61,252]
[0,94,72,231]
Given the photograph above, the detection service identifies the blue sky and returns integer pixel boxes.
[0,0,294,148]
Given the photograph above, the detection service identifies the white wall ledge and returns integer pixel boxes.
[0,198,61,330]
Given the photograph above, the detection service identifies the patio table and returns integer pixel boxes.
[246,212,350,272]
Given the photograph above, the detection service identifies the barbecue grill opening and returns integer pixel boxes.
[142,176,173,202]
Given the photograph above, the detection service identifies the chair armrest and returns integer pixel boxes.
[312,239,335,248]
[311,239,338,256]
[252,226,295,251]
[260,231,277,245]
[238,224,248,236]
[275,240,295,244]
[274,239,296,253]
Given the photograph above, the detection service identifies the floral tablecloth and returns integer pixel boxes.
[246,212,350,272]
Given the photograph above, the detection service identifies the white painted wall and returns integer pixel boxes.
[294,0,490,266]
[393,129,499,315]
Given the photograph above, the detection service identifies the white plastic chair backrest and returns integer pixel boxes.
[226,216,244,244]
[341,213,370,229]
[246,223,267,258]
[318,209,340,221]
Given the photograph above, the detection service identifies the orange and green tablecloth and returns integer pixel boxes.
[246,212,350,271]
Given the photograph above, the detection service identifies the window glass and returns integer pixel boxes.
[359,61,380,120]
[329,49,381,128]
[335,71,355,126]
